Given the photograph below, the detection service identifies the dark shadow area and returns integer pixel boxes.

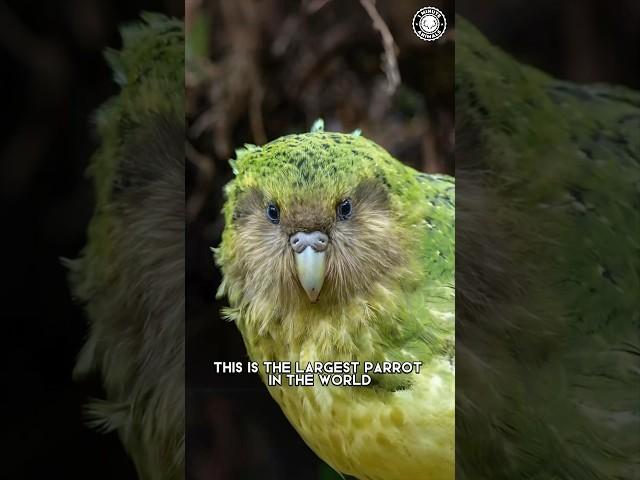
[458,0,640,89]
[0,1,182,478]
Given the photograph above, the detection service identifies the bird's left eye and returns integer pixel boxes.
[337,199,352,220]
[266,203,280,224]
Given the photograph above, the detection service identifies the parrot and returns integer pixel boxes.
[214,119,455,480]
[67,13,185,480]
[455,15,639,480]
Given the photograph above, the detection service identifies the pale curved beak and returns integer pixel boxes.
[294,248,326,302]
[290,231,328,302]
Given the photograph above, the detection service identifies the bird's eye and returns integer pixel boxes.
[337,199,352,220]
[266,203,280,224]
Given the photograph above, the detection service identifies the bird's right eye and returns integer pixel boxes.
[266,203,280,224]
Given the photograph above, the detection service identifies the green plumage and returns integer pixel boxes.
[456,16,639,479]
[216,122,455,479]
[69,13,185,480]
[78,12,183,298]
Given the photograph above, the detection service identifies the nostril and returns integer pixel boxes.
[311,232,329,251]
[291,231,328,252]
[290,233,304,252]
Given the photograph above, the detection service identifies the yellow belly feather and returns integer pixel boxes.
[262,354,454,480]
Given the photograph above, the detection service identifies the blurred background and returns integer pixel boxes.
[1,0,639,479]
[0,1,182,479]
[458,0,640,90]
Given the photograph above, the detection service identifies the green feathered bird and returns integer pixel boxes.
[215,119,455,480]
[68,13,185,480]
[455,16,639,479]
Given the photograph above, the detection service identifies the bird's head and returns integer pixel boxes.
[217,128,423,322]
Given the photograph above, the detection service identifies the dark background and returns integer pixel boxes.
[1,0,638,479]
[0,1,182,479]
[458,0,640,89]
